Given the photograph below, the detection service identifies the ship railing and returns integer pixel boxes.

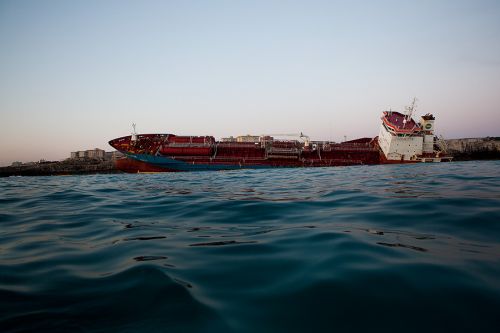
[338,143,372,147]
[326,159,365,164]
[217,143,260,148]
[330,147,378,152]
[267,148,301,154]
[210,157,267,161]
[267,155,299,159]
[331,143,373,148]
[165,143,213,148]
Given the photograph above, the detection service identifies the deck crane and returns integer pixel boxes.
[262,133,310,141]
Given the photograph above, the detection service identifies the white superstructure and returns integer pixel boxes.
[377,101,451,162]
[378,124,423,161]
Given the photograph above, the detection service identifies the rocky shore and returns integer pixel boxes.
[0,159,119,177]
[445,137,500,161]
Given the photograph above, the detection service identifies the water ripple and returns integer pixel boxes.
[1,161,500,332]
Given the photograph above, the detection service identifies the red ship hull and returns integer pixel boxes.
[109,134,384,172]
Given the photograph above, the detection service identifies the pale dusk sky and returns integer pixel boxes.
[1,0,499,165]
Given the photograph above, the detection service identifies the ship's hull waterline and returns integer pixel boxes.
[109,107,452,173]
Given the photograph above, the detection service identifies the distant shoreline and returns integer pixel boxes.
[1,154,499,177]
[2,137,499,177]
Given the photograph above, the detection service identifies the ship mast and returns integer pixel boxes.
[131,123,138,142]
[404,97,417,124]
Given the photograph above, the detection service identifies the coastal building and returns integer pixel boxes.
[70,148,105,160]
[86,149,105,159]
[70,149,123,161]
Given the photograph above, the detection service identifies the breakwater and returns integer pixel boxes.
[0,159,118,177]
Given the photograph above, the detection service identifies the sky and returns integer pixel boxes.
[1,0,499,165]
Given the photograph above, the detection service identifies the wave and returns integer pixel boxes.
[1,161,499,332]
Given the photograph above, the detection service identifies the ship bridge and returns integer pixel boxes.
[382,111,422,135]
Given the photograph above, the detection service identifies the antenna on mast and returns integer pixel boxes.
[131,123,138,141]
[404,97,417,122]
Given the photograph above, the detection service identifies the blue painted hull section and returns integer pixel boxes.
[126,153,272,171]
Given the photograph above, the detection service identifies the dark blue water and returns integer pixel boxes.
[1,161,500,332]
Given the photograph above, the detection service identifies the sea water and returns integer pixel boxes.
[1,161,499,332]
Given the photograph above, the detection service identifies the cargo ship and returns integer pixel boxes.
[109,100,452,172]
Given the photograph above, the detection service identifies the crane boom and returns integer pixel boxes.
[262,133,310,140]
